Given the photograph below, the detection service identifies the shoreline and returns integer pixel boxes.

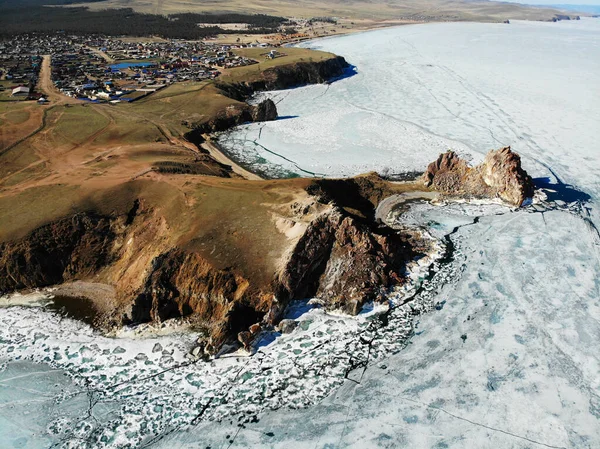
[212,17,598,183]
[200,136,263,181]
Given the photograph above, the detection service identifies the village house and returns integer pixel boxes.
[12,86,29,96]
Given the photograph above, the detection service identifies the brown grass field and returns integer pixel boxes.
[0,46,343,256]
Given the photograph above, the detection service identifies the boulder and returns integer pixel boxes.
[276,319,299,334]
[251,99,278,122]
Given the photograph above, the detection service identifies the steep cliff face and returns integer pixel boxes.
[423,146,534,206]
[125,202,423,351]
[218,56,350,99]
[128,249,270,351]
[0,214,117,293]
[0,176,428,353]
[276,210,419,315]
[316,213,417,314]
[245,56,350,91]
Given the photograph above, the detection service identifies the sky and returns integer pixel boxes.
[499,0,600,4]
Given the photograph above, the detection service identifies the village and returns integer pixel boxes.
[0,33,292,103]
[0,15,353,103]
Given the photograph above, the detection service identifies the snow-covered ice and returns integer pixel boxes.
[2,18,600,448]
[220,19,600,185]
[161,206,600,449]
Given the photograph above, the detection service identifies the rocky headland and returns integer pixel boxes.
[0,146,534,354]
[185,55,349,138]
[0,49,535,354]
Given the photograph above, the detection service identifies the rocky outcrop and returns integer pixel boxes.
[187,98,279,136]
[274,207,424,316]
[423,146,534,206]
[316,214,415,314]
[480,147,535,205]
[251,98,278,122]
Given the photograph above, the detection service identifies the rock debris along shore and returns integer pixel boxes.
[0,143,534,354]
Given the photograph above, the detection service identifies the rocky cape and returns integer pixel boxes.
[0,147,535,354]
[185,56,349,138]
[0,50,534,354]
[0,174,429,353]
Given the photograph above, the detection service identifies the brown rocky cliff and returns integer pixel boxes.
[423,151,470,191]
[0,214,117,292]
[314,212,417,314]
[128,249,270,350]
[0,176,427,353]
[274,208,423,317]
[422,146,534,206]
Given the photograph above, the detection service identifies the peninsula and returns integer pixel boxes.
[0,40,534,353]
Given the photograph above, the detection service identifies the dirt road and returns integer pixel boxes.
[38,55,80,105]
[85,46,114,63]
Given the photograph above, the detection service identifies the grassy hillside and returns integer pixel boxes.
[0,47,344,243]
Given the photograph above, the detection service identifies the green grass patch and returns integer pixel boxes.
[51,106,110,145]
[0,143,40,180]
[0,161,48,188]
[0,184,81,241]
[129,82,238,135]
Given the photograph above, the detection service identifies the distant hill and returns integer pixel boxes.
[76,0,574,22]
[0,0,287,39]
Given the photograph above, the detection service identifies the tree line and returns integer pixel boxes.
[0,1,288,39]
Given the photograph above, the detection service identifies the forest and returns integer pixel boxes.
[0,0,288,39]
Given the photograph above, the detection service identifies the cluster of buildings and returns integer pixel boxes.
[0,37,44,99]
[51,37,261,102]
[0,33,263,103]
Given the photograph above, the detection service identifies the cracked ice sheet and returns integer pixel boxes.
[156,208,600,449]
[220,19,600,184]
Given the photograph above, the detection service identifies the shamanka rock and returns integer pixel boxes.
[423,146,534,206]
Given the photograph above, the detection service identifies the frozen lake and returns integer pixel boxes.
[220,19,600,185]
[2,19,600,449]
